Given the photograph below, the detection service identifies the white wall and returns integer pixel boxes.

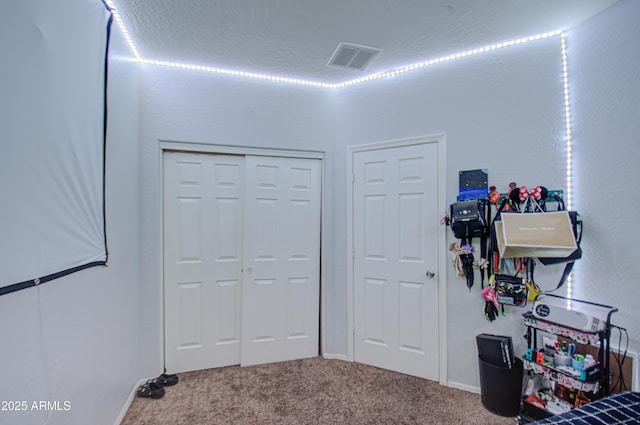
[569,0,640,388]
[136,66,339,375]
[3,2,636,423]
[0,8,141,425]
[334,36,567,389]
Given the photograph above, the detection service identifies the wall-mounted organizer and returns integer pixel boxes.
[458,168,488,200]
[517,295,618,423]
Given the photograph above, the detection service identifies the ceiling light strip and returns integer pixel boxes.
[104,0,142,61]
[103,5,563,91]
[139,59,334,88]
[335,30,563,88]
[140,29,562,88]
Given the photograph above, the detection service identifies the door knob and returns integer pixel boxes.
[426,270,436,278]
[246,267,253,274]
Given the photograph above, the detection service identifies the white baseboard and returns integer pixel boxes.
[322,353,349,361]
[113,378,146,425]
[447,380,480,394]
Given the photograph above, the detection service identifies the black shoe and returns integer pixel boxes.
[137,379,165,399]
[157,373,179,386]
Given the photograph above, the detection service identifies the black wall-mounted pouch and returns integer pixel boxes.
[450,200,487,241]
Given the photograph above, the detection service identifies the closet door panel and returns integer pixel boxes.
[164,152,244,373]
[241,156,321,366]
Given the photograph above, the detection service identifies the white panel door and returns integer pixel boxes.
[353,142,439,380]
[164,152,244,374]
[241,156,321,366]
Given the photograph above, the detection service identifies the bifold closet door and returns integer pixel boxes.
[241,155,321,366]
[164,152,321,374]
[164,152,245,374]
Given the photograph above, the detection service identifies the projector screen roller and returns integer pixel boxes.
[0,0,112,295]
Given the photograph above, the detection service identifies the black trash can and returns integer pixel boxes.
[476,333,523,417]
[478,356,523,417]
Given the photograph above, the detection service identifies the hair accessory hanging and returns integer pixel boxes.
[519,186,530,200]
[529,185,548,201]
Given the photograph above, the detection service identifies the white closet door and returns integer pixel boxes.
[241,156,321,366]
[353,142,440,380]
[164,152,244,374]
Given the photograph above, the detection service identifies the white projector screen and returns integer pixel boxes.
[0,0,112,295]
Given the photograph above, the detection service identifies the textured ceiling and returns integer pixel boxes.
[113,0,617,83]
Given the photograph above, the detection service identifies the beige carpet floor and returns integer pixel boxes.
[121,357,516,425]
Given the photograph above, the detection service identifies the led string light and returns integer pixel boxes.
[104,0,142,61]
[561,33,573,211]
[139,59,334,88]
[105,2,563,90]
[560,32,575,298]
[139,30,563,89]
[335,30,563,88]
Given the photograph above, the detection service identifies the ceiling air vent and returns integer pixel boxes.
[327,42,382,71]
